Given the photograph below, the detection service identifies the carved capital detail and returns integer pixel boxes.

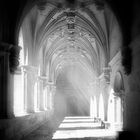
[22,65,38,74]
[113,90,125,98]
[9,45,21,73]
[0,42,21,73]
[99,66,111,85]
[103,66,111,84]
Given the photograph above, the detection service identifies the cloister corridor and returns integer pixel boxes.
[2,0,136,140]
[18,64,122,140]
[22,117,117,140]
[14,58,123,140]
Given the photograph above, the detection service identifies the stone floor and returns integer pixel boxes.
[21,120,55,140]
[22,117,117,140]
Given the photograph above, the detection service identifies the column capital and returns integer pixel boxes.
[47,81,55,86]
[37,76,48,88]
[38,76,48,81]
[99,66,111,84]
[0,42,21,73]
[113,90,125,98]
[21,65,38,74]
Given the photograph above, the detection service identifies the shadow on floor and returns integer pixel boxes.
[22,116,118,140]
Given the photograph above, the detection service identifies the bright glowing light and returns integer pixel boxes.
[107,89,115,130]
[14,74,25,116]
[18,29,24,66]
[60,121,99,128]
[52,117,117,139]
[14,29,26,116]
[90,96,97,118]
[63,117,95,123]
[90,97,94,117]
[107,89,123,131]
[53,129,117,139]
[116,97,121,123]
[99,94,104,120]
[25,49,28,65]
[65,116,90,119]
[93,96,97,118]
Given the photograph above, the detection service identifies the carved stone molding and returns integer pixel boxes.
[22,65,38,74]
[99,66,111,85]
[38,76,48,88]
[0,42,21,73]
[22,65,38,84]
[9,45,21,73]
[103,66,111,84]
[113,90,125,98]
[38,75,48,81]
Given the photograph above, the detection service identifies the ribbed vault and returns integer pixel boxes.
[21,0,122,96]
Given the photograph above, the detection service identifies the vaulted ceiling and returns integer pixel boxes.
[21,0,122,83]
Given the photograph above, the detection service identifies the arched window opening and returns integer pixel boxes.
[113,72,124,131]
[19,29,24,66]
[14,73,24,116]
[115,97,122,123]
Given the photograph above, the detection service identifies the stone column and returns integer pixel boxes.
[22,67,27,111]
[90,82,97,118]
[99,67,111,121]
[50,85,56,110]
[44,85,48,110]
[38,76,47,111]
[113,90,124,123]
[103,67,111,121]
[49,85,53,110]
[94,78,100,118]
[44,85,49,109]
[47,82,55,110]
[90,96,94,118]
[22,65,38,113]
[47,85,50,110]
[0,42,20,118]
[38,77,44,111]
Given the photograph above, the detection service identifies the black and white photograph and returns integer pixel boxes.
[0,0,139,140]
